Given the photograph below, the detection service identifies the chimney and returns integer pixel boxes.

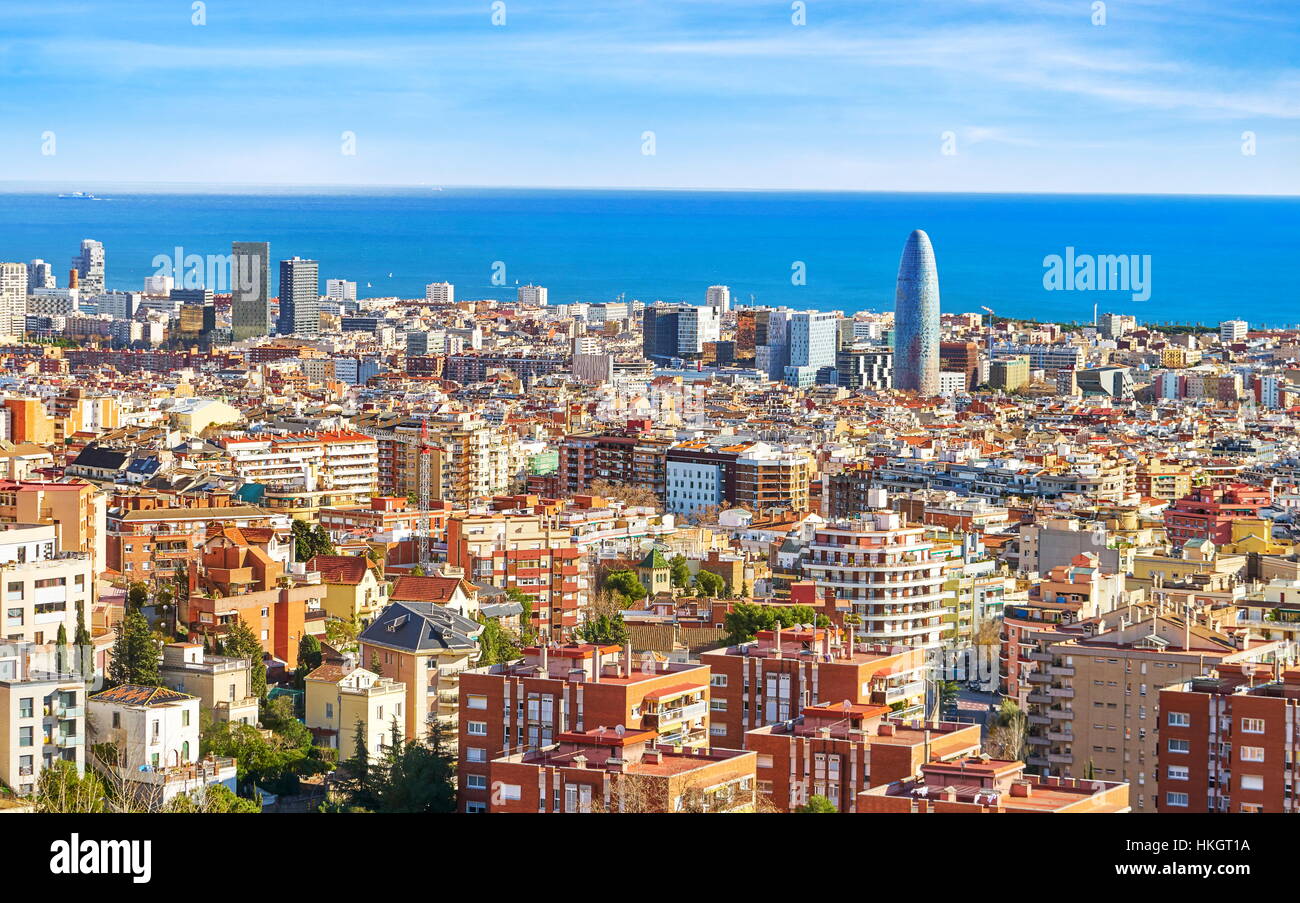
[68,268,78,289]
[1010,780,1032,798]
[624,641,633,678]
[877,722,894,737]
[539,643,549,675]
[773,622,782,659]
[591,648,600,683]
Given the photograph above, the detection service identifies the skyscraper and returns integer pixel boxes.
[26,259,55,290]
[231,241,271,341]
[72,239,105,296]
[893,229,941,394]
[706,285,731,313]
[0,262,28,338]
[278,257,320,337]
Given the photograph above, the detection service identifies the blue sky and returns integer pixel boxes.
[1,0,1296,193]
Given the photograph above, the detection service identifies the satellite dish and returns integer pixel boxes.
[842,699,853,712]
[615,724,625,737]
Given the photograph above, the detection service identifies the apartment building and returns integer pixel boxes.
[457,643,712,812]
[745,702,982,811]
[0,479,104,576]
[859,756,1131,813]
[666,440,812,516]
[306,553,389,626]
[486,725,756,813]
[1163,483,1271,547]
[357,600,481,743]
[222,430,378,517]
[182,526,325,669]
[1026,611,1285,812]
[799,507,948,650]
[86,683,236,806]
[446,511,589,636]
[0,644,85,796]
[0,524,93,647]
[158,642,259,726]
[1158,662,1300,813]
[700,625,931,748]
[304,662,406,759]
[107,493,276,584]
[559,430,670,500]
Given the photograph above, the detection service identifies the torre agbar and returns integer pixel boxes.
[800,503,948,650]
[893,228,941,394]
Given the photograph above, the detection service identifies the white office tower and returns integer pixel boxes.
[425,281,454,304]
[327,279,358,302]
[676,305,721,355]
[72,239,105,296]
[706,285,731,313]
[27,259,55,290]
[518,283,548,306]
[0,263,28,337]
[143,274,174,296]
[1219,319,1248,344]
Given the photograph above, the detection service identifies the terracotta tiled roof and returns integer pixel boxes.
[308,554,374,586]
[90,684,194,707]
[390,575,473,604]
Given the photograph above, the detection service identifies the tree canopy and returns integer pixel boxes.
[107,606,160,688]
[722,603,820,645]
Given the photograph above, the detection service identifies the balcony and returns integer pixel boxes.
[1046,708,1074,721]
[1047,687,1074,699]
[644,700,708,726]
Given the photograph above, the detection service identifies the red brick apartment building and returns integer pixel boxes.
[457,643,712,812]
[446,511,587,636]
[744,701,982,811]
[1163,483,1270,547]
[486,726,756,813]
[700,625,930,748]
[107,491,274,583]
[1158,663,1300,813]
[859,756,1131,813]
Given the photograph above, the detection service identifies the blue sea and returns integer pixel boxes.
[0,186,1296,326]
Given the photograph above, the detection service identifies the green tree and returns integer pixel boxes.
[293,634,324,687]
[108,606,160,687]
[577,612,630,646]
[369,720,457,813]
[339,718,377,811]
[694,570,725,598]
[222,620,267,699]
[165,783,261,813]
[603,570,647,604]
[411,565,426,577]
[796,794,838,813]
[33,760,108,813]
[476,616,522,667]
[722,603,818,645]
[202,718,327,797]
[325,613,360,650]
[669,555,691,589]
[74,600,94,684]
[937,680,960,714]
[55,623,70,675]
[126,581,149,610]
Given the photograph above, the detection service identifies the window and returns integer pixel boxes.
[1168,711,1189,728]
[182,709,191,727]
[1165,792,1189,807]
[710,699,727,712]
[1166,765,1189,781]
[467,721,488,736]
[325,703,334,720]
[18,726,32,747]
[710,674,728,687]
[466,694,488,710]
[466,747,487,763]
[1240,774,1264,791]
[498,783,521,801]
[1241,717,1266,734]
[465,774,487,790]
[18,698,32,719]
[1167,739,1189,754]
[1241,746,1265,763]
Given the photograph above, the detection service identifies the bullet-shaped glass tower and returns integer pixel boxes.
[893,229,941,394]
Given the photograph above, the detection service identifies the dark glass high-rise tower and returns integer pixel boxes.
[893,229,941,394]
[231,241,270,341]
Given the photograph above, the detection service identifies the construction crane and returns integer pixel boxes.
[357,417,435,570]
[417,415,432,568]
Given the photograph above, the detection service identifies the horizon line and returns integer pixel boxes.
[0,180,1296,200]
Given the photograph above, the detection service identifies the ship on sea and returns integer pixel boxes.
[57,191,106,200]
